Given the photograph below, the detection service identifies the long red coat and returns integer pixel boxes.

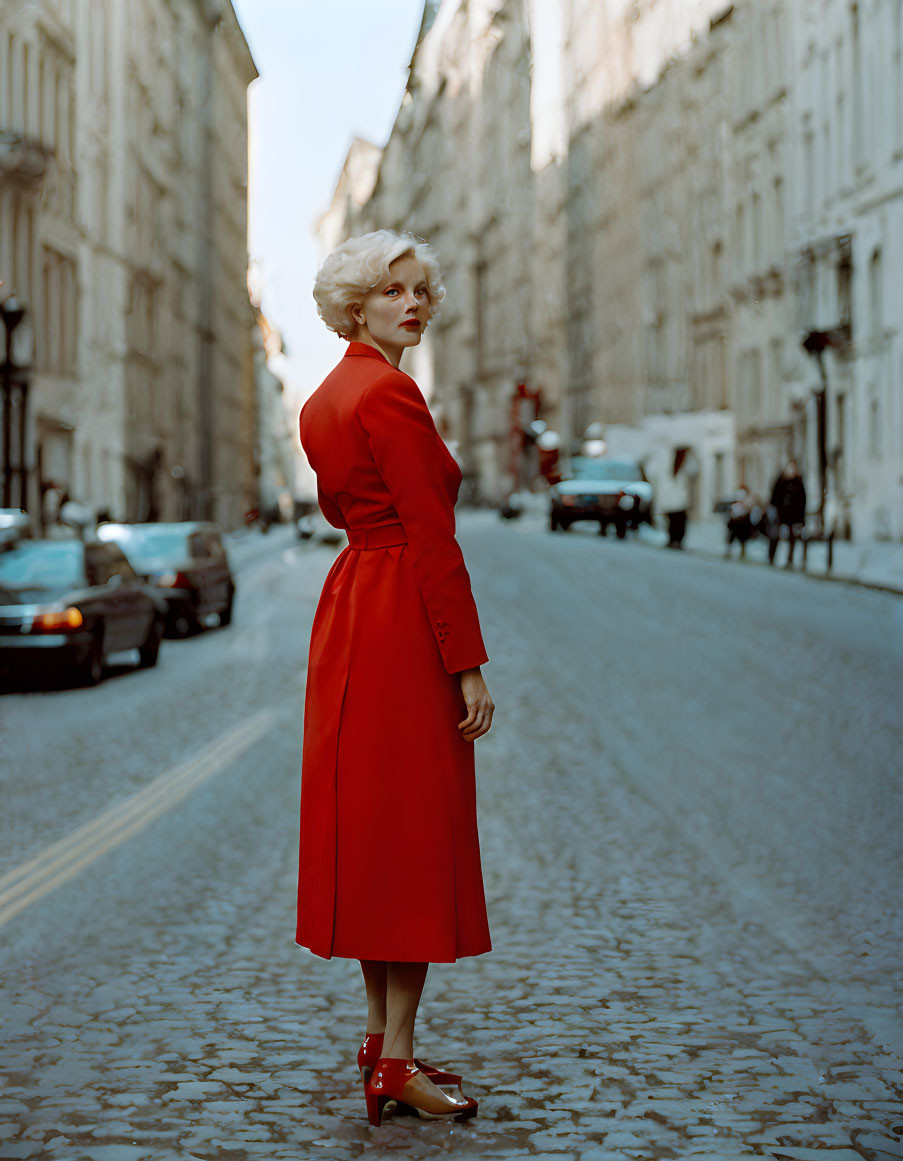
[295,342,492,963]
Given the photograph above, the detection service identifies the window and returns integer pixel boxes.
[735,202,746,275]
[837,248,852,331]
[851,3,864,167]
[105,545,137,582]
[711,240,723,299]
[835,36,846,179]
[86,544,117,586]
[88,543,137,585]
[869,391,881,459]
[23,40,33,136]
[895,0,903,153]
[474,260,487,375]
[40,247,79,376]
[748,348,762,425]
[752,191,762,270]
[869,247,883,346]
[772,177,784,266]
[834,391,847,491]
[803,127,815,210]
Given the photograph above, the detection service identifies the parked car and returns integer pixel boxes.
[549,457,654,536]
[97,522,235,637]
[0,538,167,687]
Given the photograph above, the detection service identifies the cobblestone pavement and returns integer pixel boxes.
[1,514,901,1160]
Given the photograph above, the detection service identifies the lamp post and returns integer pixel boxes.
[1,294,29,510]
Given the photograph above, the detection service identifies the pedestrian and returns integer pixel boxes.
[297,230,494,1127]
[767,459,807,567]
[658,446,699,548]
[725,485,762,558]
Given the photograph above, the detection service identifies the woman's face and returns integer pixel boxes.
[350,254,430,352]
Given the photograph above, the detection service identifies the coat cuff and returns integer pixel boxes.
[436,626,489,674]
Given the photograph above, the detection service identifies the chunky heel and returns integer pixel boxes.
[365,1086,392,1127]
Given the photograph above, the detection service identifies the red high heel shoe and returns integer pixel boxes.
[364,1057,478,1126]
[357,1032,464,1089]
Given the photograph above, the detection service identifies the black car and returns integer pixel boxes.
[0,538,167,687]
[97,522,235,637]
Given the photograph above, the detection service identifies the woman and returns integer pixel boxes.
[658,446,699,549]
[296,230,494,1127]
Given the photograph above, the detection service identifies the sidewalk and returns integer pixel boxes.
[504,492,903,595]
[635,515,903,594]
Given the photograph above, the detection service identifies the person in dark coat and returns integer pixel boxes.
[767,459,807,566]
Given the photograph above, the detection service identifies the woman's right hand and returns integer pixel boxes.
[458,667,494,742]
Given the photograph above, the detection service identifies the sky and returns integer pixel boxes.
[231,0,426,409]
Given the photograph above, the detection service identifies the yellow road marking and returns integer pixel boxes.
[0,708,281,929]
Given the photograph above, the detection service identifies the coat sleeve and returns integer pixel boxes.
[359,371,489,675]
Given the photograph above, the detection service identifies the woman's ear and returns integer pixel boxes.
[349,303,365,327]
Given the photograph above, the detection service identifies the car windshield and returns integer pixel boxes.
[103,527,190,570]
[0,541,85,597]
[570,458,643,482]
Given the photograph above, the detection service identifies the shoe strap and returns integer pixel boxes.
[370,1057,419,1091]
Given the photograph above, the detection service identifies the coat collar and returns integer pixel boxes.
[344,341,393,366]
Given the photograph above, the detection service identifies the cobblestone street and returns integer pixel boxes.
[1,514,902,1160]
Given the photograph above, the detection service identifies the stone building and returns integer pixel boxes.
[249,298,295,521]
[0,0,258,530]
[324,0,902,541]
[0,1,78,520]
[786,0,903,540]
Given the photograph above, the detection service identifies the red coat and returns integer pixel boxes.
[296,342,492,963]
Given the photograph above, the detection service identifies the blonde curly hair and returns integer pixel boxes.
[313,229,446,340]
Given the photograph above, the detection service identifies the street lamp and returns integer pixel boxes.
[1,294,30,510]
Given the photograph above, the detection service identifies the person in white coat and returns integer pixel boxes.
[658,447,699,548]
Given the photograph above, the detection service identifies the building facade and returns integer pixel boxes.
[249,299,296,520]
[0,0,258,531]
[325,0,902,541]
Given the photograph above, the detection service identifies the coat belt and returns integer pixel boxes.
[346,522,407,550]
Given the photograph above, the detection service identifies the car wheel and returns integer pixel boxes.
[219,592,234,628]
[138,617,163,668]
[173,603,200,637]
[77,631,105,687]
